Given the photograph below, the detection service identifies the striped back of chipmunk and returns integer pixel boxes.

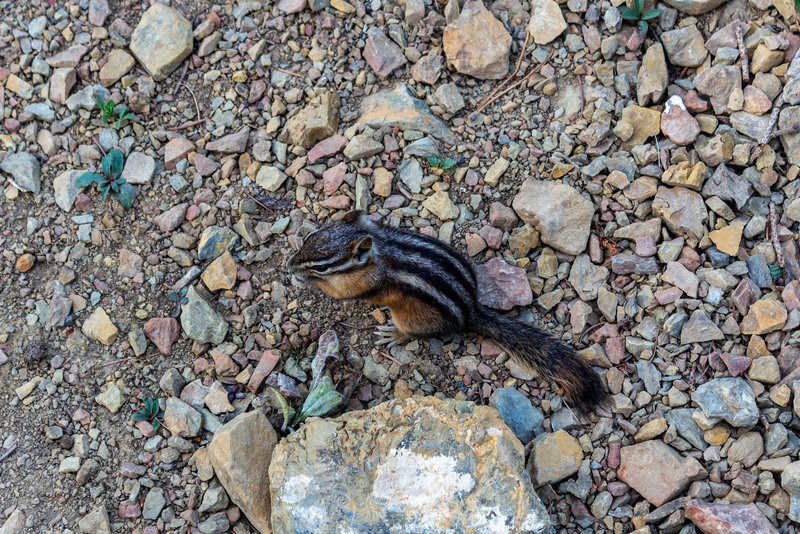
[368,221,478,329]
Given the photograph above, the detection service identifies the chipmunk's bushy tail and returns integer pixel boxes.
[472,306,608,412]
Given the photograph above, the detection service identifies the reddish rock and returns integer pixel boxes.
[685,500,778,534]
[661,95,700,145]
[322,162,347,194]
[474,257,533,311]
[307,135,348,163]
[248,351,281,393]
[212,351,239,377]
[278,0,307,13]
[783,280,800,311]
[15,254,35,272]
[618,441,706,507]
[363,27,407,78]
[154,203,188,233]
[683,90,708,113]
[319,195,351,210]
[720,353,752,377]
[119,500,142,518]
[165,137,194,169]
[144,318,180,355]
[206,128,250,153]
[193,153,219,176]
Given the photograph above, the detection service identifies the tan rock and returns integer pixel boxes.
[709,224,743,256]
[81,308,118,345]
[129,4,193,81]
[529,429,583,486]
[618,105,661,149]
[443,0,511,79]
[99,49,135,87]
[751,44,784,74]
[281,91,341,148]
[202,251,237,292]
[50,68,76,104]
[637,43,668,106]
[484,158,509,186]
[164,137,194,170]
[661,161,706,191]
[527,0,567,45]
[372,168,393,197]
[422,191,459,220]
[740,299,787,335]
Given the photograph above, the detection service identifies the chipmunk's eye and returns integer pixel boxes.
[313,264,331,273]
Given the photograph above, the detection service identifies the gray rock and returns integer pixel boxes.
[512,179,595,256]
[66,84,111,112]
[164,397,203,438]
[363,27,407,78]
[269,396,551,533]
[1,152,41,194]
[159,368,186,397]
[206,128,250,153]
[652,186,708,240]
[568,254,609,301]
[89,0,110,26]
[680,310,724,345]
[489,388,544,442]
[358,84,456,143]
[24,103,55,122]
[344,134,384,160]
[120,152,156,185]
[663,0,729,14]
[746,254,773,288]
[78,506,111,534]
[691,377,759,428]
[142,487,167,520]
[665,408,707,450]
[701,164,752,209]
[198,512,230,534]
[660,25,707,67]
[398,158,424,193]
[197,226,239,260]
[180,286,228,345]
[784,48,800,105]
[434,83,465,114]
[54,169,83,212]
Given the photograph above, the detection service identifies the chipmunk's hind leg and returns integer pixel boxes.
[374,323,410,348]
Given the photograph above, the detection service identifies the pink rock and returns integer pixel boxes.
[605,336,626,365]
[478,225,502,250]
[661,95,700,146]
[475,257,533,311]
[618,441,706,507]
[72,408,91,423]
[322,162,347,194]
[307,135,348,163]
[782,280,800,311]
[186,204,201,221]
[278,0,307,12]
[685,500,779,534]
[465,233,487,257]
[119,501,142,518]
[720,352,752,376]
[164,137,194,169]
[193,153,219,176]
[154,203,188,233]
[212,352,239,377]
[206,127,250,153]
[135,420,155,437]
[247,350,281,393]
[683,90,708,113]
[654,286,683,305]
[144,318,180,355]
[363,27,407,78]
[319,195,351,209]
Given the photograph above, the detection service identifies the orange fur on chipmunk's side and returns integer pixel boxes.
[288,210,609,413]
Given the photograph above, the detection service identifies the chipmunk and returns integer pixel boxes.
[287,210,608,412]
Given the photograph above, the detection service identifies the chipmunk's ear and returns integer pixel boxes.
[350,236,375,265]
[341,210,366,225]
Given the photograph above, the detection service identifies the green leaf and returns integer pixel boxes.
[102,186,110,201]
[171,307,181,318]
[310,330,340,388]
[145,398,157,412]
[293,376,343,426]
[640,8,662,19]
[638,19,648,34]
[796,0,800,11]
[427,156,442,167]
[169,292,180,302]
[114,119,123,130]
[118,183,136,209]
[76,172,101,188]
[440,158,458,170]
[634,0,643,15]
[266,388,296,432]
[107,149,125,178]
[152,419,161,432]
[770,264,783,281]
[132,411,149,422]
[618,6,637,19]
[180,286,189,297]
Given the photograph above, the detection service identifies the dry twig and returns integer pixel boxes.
[0,444,18,463]
[473,48,556,118]
[275,67,302,78]
[736,24,749,83]
[750,95,784,163]
[474,31,530,115]
[170,82,206,132]
[770,203,785,268]
[379,350,402,366]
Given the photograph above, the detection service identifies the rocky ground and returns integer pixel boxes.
[1,0,800,532]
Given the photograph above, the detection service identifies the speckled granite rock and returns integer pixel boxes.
[269,396,552,533]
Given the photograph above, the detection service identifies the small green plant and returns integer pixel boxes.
[265,330,343,432]
[619,0,662,35]
[132,397,164,431]
[168,286,189,318]
[770,264,783,281]
[427,156,460,171]
[76,148,136,209]
[96,97,136,130]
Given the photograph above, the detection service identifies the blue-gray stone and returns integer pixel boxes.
[746,254,772,288]
[665,408,706,451]
[489,388,543,443]
[0,152,41,193]
[707,246,730,267]
[691,377,758,428]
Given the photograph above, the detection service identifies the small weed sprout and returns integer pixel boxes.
[76,148,136,209]
[132,398,165,431]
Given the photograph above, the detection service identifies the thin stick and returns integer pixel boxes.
[336,322,374,330]
[245,192,277,217]
[92,135,107,157]
[167,119,207,131]
[473,48,556,118]
[578,74,585,115]
[474,32,530,115]
[0,444,18,463]
[172,62,190,96]
[770,203,785,268]
[379,350,402,366]
[179,82,202,121]
[736,24,749,83]
[770,124,800,139]
[275,67,302,78]
[750,95,784,164]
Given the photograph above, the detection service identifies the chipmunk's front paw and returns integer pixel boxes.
[374,324,409,349]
